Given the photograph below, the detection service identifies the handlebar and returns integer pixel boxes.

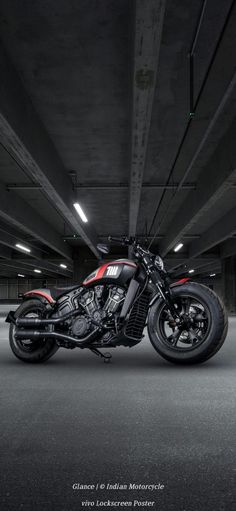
[108,236,135,246]
[108,236,165,273]
[108,236,151,256]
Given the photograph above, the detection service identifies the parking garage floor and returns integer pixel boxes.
[0,305,236,511]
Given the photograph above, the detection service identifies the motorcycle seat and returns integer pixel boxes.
[50,285,79,301]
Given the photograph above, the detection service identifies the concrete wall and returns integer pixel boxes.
[0,256,98,299]
[0,278,72,300]
[0,251,100,300]
[200,276,223,301]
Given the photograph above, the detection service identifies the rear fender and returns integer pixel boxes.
[6,290,54,325]
[23,289,55,305]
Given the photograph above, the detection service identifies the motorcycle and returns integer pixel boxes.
[6,236,228,364]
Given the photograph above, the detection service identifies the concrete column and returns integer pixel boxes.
[222,256,236,313]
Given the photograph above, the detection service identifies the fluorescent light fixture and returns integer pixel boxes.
[73,202,88,223]
[34,269,42,274]
[188,269,195,273]
[174,242,183,252]
[15,243,31,253]
[18,274,25,278]
[60,264,67,269]
[210,273,216,277]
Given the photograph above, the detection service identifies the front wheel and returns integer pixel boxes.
[9,299,59,363]
[148,282,228,364]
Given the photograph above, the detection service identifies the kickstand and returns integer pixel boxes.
[90,348,112,363]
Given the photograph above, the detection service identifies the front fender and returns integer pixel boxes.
[170,277,190,287]
[148,278,191,308]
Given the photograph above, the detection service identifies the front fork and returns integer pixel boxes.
[149,271,179,320]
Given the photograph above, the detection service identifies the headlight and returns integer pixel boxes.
[154,255,164,270]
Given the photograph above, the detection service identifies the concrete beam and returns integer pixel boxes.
[0,259,66,279]
[220,238,236,259]
[159,113,236,256]
[0,260,57,278]
[0,221,73,273]
[166,256,219,272]
[0,270,19,278]
[7,182,196,191]
[0,244,13,259]
[173,260,221,276]
[0,183,72,260]
[12,258,72,278]
[159,2,236,257]
[74,234,200,243]
[189,207,236,259]
[0,224,43,259]
[195,266,221,276]
[129,0,166,237]
[0,41,99,258]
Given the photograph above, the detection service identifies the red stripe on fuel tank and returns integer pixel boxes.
[83,261,136,285]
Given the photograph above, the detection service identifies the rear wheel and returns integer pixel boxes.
[148,282,228,364]
[9,299,58,363]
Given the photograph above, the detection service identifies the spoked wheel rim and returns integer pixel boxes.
[156,293,211,352]
[13,308,45,353]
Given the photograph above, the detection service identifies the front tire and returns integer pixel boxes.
[148,282,228,364]
[9,299,59,363]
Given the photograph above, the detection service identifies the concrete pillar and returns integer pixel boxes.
[222,256,236,313]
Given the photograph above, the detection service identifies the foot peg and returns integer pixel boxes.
[90,348,112,363]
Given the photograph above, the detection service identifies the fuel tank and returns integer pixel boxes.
[83,259,137,287]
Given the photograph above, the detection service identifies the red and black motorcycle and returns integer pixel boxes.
[6,236,228,364]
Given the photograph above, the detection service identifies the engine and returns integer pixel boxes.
[60,285,126,340]
[79,285,124,315]
[71,315,92,338]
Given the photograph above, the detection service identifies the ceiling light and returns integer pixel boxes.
[73,202,88,223]
[210,273,216,277]
[60,264,67,269]
[174,243,183,252]
[34,269,41,274]
[18,274,25,278]
[188,269,194,273]
[15,243,31,253]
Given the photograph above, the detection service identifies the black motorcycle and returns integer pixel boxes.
[6,236,228,364]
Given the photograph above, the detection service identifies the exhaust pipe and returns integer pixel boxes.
[15,326,101,347]
[6,309,99,328]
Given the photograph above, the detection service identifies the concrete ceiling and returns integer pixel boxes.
[0,0,235,279]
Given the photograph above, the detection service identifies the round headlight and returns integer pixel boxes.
[155,255,164,270]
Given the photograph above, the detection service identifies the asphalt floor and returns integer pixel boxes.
[0,305,235,511]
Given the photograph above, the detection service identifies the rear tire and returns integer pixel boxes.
[148,282,228,364]
[9,299,58,363]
